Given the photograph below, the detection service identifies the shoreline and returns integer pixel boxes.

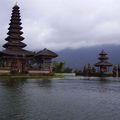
[0,73,119,80]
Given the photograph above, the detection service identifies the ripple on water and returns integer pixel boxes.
[0,77,120,120]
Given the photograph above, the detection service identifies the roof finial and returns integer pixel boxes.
[15,0,18,6]
[101,49,105,52]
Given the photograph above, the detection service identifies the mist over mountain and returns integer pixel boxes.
[56,45,120,69]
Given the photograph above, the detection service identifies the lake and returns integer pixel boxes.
[0,76,120,120]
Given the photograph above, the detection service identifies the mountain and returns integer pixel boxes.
[55,45,120,69]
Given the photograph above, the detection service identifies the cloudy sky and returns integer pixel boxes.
[0,0,120,51]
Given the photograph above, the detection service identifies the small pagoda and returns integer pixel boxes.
[35,48,58,72]
[95,50,112,73]
[0,4,33,74]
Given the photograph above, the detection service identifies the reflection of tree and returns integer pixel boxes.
[100,77,108,81]
[99,77,109,85]
[99,77,109,92]
[2,78,27,88]
[38,79,52,88]
[0,78,27,120]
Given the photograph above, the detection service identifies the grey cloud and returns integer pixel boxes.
[0,0,120,51]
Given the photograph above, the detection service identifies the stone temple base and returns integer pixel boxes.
[0,69,53,76]
[0,70,11,75]
[28,70,52,75]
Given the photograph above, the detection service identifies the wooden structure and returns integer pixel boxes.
[0,4,33,74]
[35,48,58,72]
[0,4,58,75]
[95,50,112,73]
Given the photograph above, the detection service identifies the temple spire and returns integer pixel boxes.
[1,4,32,57]
[15,0,18,6]
[3,4,26,50]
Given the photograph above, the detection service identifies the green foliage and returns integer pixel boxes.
[53,61,65,73]
[53,61,72,73]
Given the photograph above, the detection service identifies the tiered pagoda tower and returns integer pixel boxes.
[0,4,33,73]
[95,50,112,73]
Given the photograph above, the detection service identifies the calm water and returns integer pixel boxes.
[0,76,120,120]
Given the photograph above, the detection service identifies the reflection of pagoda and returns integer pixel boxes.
[95,50,112,73]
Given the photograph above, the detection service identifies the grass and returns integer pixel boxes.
[0,73,64,80]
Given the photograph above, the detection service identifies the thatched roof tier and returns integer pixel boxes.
[0,49,33,57]
[7,29,23,35]
[5,35,24,41]
[9,21,22,25]
[95,62,112,67]
[3,41,26,48]
[10,18,21,21]
[8,24,23,30]
[99,50,107,55]
[36,48,58,58]
[11,14,20,17]
[98,56,108,60]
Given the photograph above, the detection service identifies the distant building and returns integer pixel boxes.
[0,4,58,75]
[95,50,112,73]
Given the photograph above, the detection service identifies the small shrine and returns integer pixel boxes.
[95,50,112,73]
[35,48,58,72]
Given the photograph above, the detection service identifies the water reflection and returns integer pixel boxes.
[99,77,109,83]
[37,79,52,88]
[1,77,27,88]
[0,77,120,120]
[0,78,27,120]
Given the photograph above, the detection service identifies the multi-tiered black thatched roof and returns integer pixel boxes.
[95,50,112,67]
[1,4,32,57]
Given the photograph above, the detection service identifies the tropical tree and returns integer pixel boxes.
[53,61,65,73]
